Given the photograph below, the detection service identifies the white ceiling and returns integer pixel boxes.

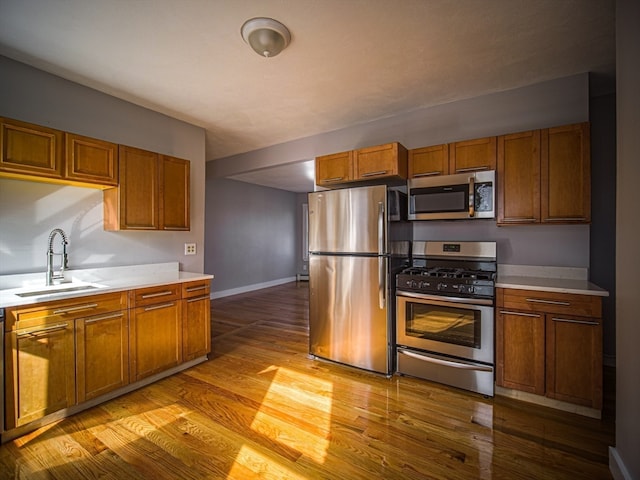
[0,0,615,193]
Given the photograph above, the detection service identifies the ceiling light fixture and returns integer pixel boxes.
[241,17,291,58]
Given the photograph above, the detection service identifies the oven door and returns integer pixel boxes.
[396,291,494,364]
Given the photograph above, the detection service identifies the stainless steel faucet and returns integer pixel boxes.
[46,228,69,286]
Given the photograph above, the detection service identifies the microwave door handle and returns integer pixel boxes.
[468,176,475,217]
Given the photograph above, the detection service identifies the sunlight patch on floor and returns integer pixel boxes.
[230,444,308,480]
[251,365,333,463]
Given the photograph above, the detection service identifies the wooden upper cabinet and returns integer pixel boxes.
[0,117,64,180]
[160,155,190,231]
[497,130,541,225]
[65,132,118,186]
[449,136,496,174]
[104,146,190,231]
[315,150,354,186]
[541,123,591,223]
[354,142,407,181]
[104,145,159,230]
[408,144,449,178]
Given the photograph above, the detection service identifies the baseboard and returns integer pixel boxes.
[609,447,633,480]
[211,276,297,299]
[495,386,601,419]
[296,273,309,281]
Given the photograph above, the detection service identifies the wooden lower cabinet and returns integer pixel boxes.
[4,280,210,437]
[130,300,183,382]
[496,287,603,410]
[6,318,76,430]
[76,309,129,403]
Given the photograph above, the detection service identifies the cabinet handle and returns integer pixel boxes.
[551,317,599,326]
[499,310,541,318]
[412,171,442,177]
[456,166,488,173]
[84,312,125,324]
[361,170,388,177]
[143,302,175,312]
[53,303,99,314]
[18,323,68,337]
[323,177,344,183]
[187,296,209,303]
[186,286,207,293]
[526,298,571,306]
[141,291,173,299]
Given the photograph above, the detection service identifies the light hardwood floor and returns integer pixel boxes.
[0,282,615,479]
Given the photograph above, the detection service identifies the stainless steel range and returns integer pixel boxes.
[395,241,497,396]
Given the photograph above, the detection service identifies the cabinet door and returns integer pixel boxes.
[354,142,407,180]
[160,155,190,230]
[541,123,591,223]
[130,301,182,381]
[65,132,118,186]
[497,130,541,224]
[76,310,129,403]
[182,280,211,361]
[0,117,64,179]
[546,315,602,409]
[496,309,545,395]
[183,296,211,361]
[104,145,159,230]
[408,144,449,178]
[315,150,353,186]
[449,136,496,173]
[5,319,76,429]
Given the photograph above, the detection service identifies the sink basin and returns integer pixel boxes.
[15,284,100,298]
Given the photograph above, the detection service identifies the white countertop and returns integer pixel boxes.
[0,262,214,308]
[496,264,608,297]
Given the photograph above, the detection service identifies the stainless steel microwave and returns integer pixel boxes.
[407,170,495,220]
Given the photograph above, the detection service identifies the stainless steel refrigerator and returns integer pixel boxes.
[308,184,411,375]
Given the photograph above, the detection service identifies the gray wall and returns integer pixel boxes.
[612,0,640,478]
[210,74,589,178]
[589,93,616,364]
[204,177,297,297]
[0,56,207,274]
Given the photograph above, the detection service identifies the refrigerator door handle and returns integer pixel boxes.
[379,256,386,309]
[377,200,385,309]
[377,201,384,256]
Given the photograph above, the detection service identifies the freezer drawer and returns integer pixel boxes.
[309,254,391,374]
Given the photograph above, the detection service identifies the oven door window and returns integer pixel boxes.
[406,302,480,348]
[411,184,468,214]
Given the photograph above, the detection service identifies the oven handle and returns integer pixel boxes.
[396,290,494,307]
[398,348,493,372]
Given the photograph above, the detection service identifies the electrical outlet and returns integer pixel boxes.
[184,243,196,255]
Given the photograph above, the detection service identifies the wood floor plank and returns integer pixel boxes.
[0,281,614,479]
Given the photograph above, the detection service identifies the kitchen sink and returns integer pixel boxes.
[14,284,101,298]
